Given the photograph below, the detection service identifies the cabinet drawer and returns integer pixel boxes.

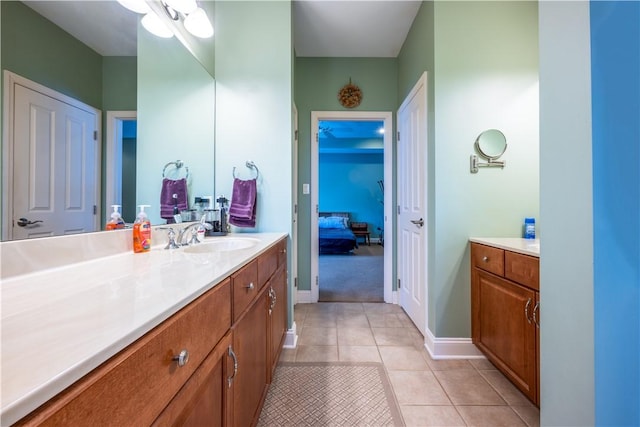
[505,251,540,291]
[232,260,259,322]
[471,243,504,276]
[17,279,232,427]
[258,245,279,290]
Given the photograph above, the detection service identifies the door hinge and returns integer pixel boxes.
[398,279,401,289]
[397,205,400,215]
[294,204,298,214]
[93,130,98,141]
[295,130,299,141]
[316,204,319,214]
[294,277,298,288]
[397,131,400,141]
[315,276,319,287]
[315,133,318,143]
[93,205,97,215]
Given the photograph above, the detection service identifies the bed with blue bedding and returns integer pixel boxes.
[319,212,357,254]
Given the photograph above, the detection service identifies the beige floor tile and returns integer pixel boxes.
[298,327,337,346]
[433,370,506,405]
[303,312,338,327]
[337,327,376,346]
[295,345,339,362]
[469,358,496,370]
[366,312,404,328]
[379,346,431,371]
[424,357,475,371]
[478,370,535,406]
[334,302,365,313]
[338,345,381,362]
[278,348,296,362]
[511,404,540,427]
[388,371,451,405]
[372,327,415,346]
[337,312,370,327]
[294,303,311,314]
[456,406,526,426]
[400,405,466,427]
[363,302,401,314]
[306,302,340,314]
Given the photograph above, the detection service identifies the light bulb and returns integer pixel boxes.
[184,8,214,38]
[141,13,174,38]
[116,0,151,14]
[164,0,198,15]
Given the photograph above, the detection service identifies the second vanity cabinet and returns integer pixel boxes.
[471,242,540,405]
[13,237,288,427]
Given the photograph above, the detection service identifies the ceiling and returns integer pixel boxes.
[22,0,421,58]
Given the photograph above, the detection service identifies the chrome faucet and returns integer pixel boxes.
[177,218,213,246]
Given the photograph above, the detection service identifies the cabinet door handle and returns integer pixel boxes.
[245,282,255,290]
[268,287,277,315]
[172,349,189,367]
[482,256,489,262]
[524,298,532,324]
[533,301,540,328]
[227,345,238,388]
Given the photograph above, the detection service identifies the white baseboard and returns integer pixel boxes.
[283,322,298,348]
[296,290,313,303]
[424,328,485,360]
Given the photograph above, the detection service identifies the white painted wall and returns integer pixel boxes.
[137,27,215,225]
[539,2,594,425]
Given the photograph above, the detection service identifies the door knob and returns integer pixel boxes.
[17,218,43,227]
[410,218,424,227]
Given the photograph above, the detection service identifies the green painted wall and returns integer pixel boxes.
[102,57,137,110]
[294,57,398,291]
[397,1,539,337]
[1,1,102,108]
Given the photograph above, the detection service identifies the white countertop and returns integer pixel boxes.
[0,232,286,426]
[469,237,540,257]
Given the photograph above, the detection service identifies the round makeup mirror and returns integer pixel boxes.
[474,129,507,160]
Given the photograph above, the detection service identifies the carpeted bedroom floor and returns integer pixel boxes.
[319,244,384,302]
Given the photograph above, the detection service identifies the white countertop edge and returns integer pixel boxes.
[469,237,540,257]
[1,232,288,426]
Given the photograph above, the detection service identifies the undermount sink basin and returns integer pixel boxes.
[183,237,261,254]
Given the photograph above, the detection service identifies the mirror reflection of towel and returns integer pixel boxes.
[160,178,188,220]
[229,178,257,228]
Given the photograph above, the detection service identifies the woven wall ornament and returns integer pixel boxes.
[338,79,362,108]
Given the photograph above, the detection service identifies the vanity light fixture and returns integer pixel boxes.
[118,0,214,39]
[141,12,174,38]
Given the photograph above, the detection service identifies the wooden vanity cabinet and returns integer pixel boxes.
[471,243,540,405]
[14,237,289,427]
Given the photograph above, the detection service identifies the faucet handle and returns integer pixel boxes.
[158,226,180,249]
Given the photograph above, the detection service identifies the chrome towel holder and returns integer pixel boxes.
[232,160,259,179]
[162,160,190,179]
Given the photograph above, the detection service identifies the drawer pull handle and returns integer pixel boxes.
[245,282,255,290]
[173,349,189,367]
[482,256,488,262]
[227,346,238,388]
[533,301,540,328]
[524,298,532,324]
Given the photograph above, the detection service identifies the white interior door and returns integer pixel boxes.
[9,75,99,239]
[397,72,428,335]
[292,104,299,304]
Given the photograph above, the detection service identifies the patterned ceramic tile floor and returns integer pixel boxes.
[279,302,540,427]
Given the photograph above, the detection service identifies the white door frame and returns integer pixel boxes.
[310,110,393,303]
[2,71,101,241]
[105,111,137,220]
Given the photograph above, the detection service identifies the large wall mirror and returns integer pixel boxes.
[1,0,216,241]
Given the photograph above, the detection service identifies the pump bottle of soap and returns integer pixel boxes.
[106,205,125,230]
[133,205,152,253]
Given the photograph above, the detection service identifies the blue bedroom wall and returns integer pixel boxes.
[319,151,384,240]
[591,1,640,425]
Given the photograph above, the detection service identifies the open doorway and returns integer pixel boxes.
[310,111,393,303]
[105,111,137,224]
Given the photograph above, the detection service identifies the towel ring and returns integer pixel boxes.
[162,160,190,179]
[232,160,259,179]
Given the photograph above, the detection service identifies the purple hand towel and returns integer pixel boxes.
[160,178,188,219]
[229,178,257,228]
